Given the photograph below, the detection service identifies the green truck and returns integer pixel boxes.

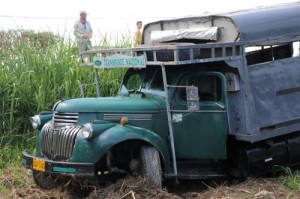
[22,2,300,191]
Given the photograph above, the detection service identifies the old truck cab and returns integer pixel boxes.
[22,2,300,191]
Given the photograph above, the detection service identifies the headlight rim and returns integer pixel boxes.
[30,115,41,130]
[80,123,93,140]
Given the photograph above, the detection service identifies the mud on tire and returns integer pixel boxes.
[140,146,162,188]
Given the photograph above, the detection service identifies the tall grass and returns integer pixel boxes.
[0,30,131,195]
[0,29,131,153]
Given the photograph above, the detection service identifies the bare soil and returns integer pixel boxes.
[7,174,300,199]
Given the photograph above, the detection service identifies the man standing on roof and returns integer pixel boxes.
[74,10,93,54]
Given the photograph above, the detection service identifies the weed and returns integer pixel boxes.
[275,166,300,191]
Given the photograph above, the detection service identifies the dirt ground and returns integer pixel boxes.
[8,174,300,199]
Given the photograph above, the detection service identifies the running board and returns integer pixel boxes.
[164,167,229,180]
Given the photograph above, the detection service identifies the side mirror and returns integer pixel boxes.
[186,86,199,111]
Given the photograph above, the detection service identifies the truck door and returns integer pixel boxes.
[171,72,227,159]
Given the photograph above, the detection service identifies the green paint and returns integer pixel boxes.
[55,97,165,113]
[71,124,170,172]
[94,59,102,66]
[172,72,228,159]
[53,167,76,173]
[33,66,229,177]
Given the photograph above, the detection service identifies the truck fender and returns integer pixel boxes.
[71,124,170,171]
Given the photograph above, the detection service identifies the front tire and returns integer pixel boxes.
[140,146,162,188]
[32,170,62,190]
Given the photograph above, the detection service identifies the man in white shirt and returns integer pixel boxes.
[74,10,93,53]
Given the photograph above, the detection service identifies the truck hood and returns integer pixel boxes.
[54,97,165,113]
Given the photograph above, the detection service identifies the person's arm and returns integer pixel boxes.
[88,21,93,38]
[73,21,83,39]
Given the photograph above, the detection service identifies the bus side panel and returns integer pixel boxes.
[248,57,300,134]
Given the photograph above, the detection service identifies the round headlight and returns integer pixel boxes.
[30,115,41,129]
[81,123,93,139]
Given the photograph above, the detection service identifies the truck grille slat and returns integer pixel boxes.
[53,112,79,130]
[41,112,80,161]
[54,115,78,119]
[68,128,80,157]
[54,119,78,123]
[103,114,152,121]
[62,130,69,157]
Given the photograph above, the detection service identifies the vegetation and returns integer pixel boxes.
[0,29,132,196]
[0,30,129,147]
[1,29,300,198]
[278,166,300,191]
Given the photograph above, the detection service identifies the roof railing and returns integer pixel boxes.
[80,42,244,67]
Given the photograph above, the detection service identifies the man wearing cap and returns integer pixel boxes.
[74,10,93,53]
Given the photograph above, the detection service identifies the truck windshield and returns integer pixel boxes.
[119,66,165,96]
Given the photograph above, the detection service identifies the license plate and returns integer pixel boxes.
[32,158,45,172]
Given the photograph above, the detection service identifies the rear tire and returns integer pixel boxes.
[140,146,162,188]
[32,170,62,190]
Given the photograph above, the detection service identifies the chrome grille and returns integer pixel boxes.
[103,114,152,121]
[53,112,79,129]
[41,121,81,160]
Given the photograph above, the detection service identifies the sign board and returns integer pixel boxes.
[94,54,146,68]
[186,86,199,111]
[225,73,240,91]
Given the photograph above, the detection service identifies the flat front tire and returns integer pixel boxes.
[140,146,162,188]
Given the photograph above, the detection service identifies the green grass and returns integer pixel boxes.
[0,30,130,148]
[0,29,132,196]
[0,146,33,197]
[278,166,300,190]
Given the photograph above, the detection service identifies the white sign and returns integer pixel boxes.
[225,73,240,91]
[172,114,183,122]
[94,54,146,68]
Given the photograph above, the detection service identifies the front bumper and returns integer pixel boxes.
[22,151,95,177]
